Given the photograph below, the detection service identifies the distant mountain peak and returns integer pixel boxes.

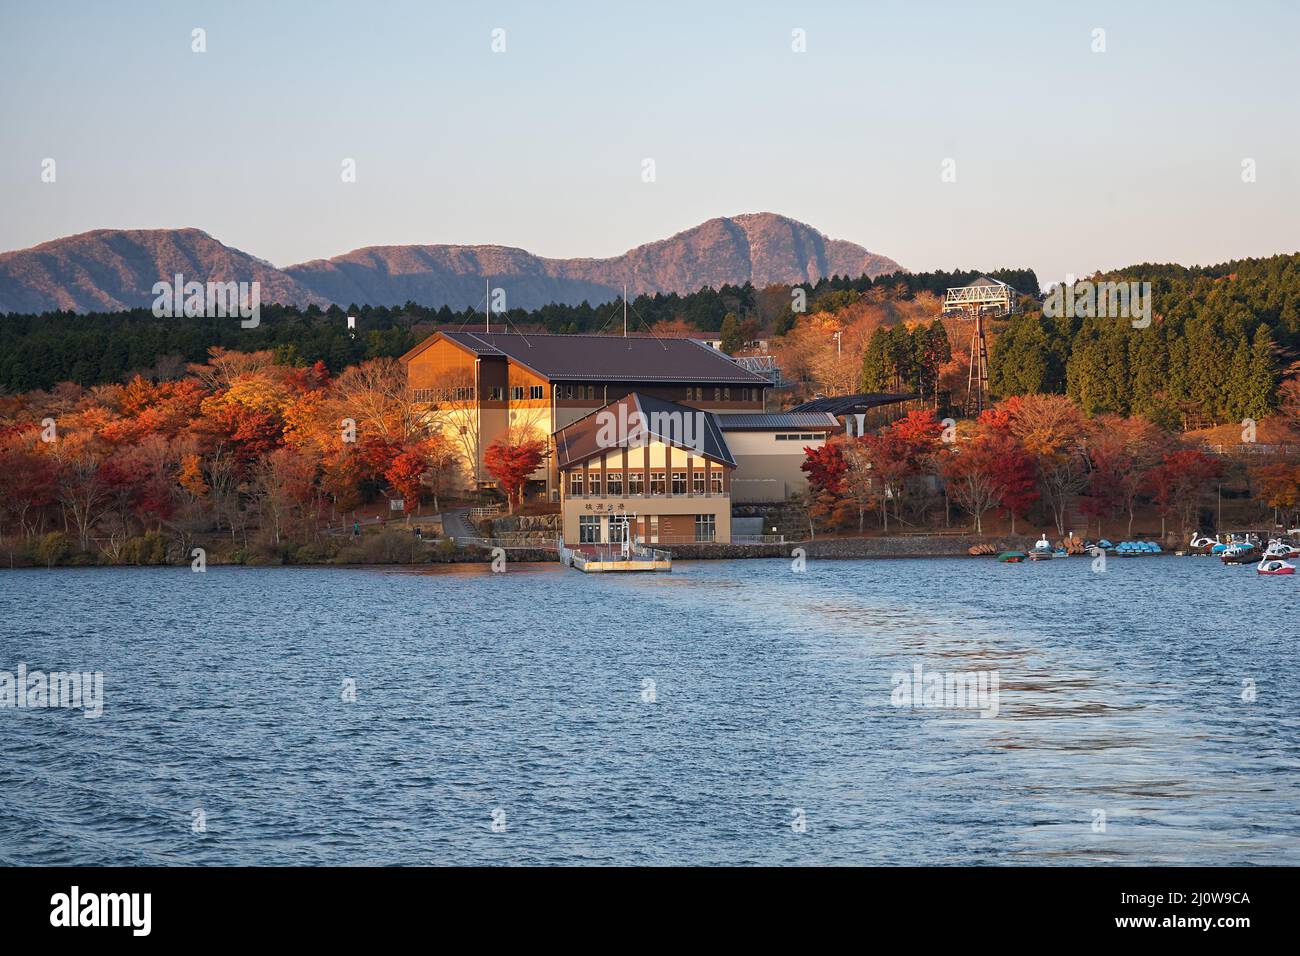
[0,215,902,314]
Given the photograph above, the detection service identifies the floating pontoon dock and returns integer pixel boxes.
[558,540,671,573]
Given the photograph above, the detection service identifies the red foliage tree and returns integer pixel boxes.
[858,429,915,530]
[987,435,1037,533]
[1146,448,1223,540]
[484,439,545,514]
[0,427,58,537]
[385,447,430,519]
[801,440,847,495]
[801,439,855,531]
[939,437,1005,533]
[890,409,946,450]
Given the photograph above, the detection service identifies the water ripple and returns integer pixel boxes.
[1,558,1297,865]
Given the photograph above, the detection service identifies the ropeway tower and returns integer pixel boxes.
[942,276,1018,414]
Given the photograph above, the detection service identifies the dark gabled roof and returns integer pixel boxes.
[554,392,736,469]
[403,330,769,385]
[964,275,1009,288]
[790,394,918,416]
[715,412,839,431]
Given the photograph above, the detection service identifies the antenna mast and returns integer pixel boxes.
[485,278,490,333]
[623,284,628,338]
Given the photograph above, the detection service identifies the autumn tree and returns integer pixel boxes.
[983,435,1037,533]
[0,427,57,538]
[939,438,1006,533]
[484,439,545,514]
[1145,448,1223,540]
[1250,461,1300,527]
[385,447,431,521]
[801,440,852,532]
[1011,394,1089,536]
[840,439,879,532]
[858,430,913,530]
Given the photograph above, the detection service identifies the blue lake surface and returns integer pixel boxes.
[1,557,1298,865]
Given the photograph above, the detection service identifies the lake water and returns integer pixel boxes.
[1,556,1297,866]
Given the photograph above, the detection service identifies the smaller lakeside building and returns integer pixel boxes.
[554,392,837,545]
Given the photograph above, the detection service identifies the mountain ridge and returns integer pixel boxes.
[0,213,903,314]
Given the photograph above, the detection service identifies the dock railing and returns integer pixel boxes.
[558,538,669,568]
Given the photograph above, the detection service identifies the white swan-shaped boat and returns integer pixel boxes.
[1263,539,1300,559]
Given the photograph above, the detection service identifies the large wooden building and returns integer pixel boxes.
[400,329,772,497]
[400,329,843,541]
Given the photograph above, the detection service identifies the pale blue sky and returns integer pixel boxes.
[2,0,1297,285]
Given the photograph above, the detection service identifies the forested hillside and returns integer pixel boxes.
[0,268,1029,391]
[3,252,1296,430]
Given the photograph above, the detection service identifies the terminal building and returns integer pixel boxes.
[401,330,917,543]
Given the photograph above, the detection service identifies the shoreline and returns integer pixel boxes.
[1,533,1195,569]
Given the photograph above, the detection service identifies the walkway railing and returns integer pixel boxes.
[451,536,557,551]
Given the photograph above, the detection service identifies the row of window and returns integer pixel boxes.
[485,385,546,401]
[685,386,758,403]
[775,433,824,441]
[577,514,716,543]
[570,471,723,496]
[416,384,761,404]
[410,386,475,403]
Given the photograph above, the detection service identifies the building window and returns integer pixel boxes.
[586,386,595,400]
[608,516,627,543]
[695,514,716,542]
[671,471,687,495]
[647,515,659,544]
[607,472,623,496]
[723,387,730,401]
[579,515,601,544]
[713,387,721,402]
[489,386,504,401]
[693,472,705,495]
[530,385,544,400]
[511,386,524,401]
[628,472,644,495]
[589,473,602,496]
[570,472,583,496]
[711,471,724,494]
[650,471,666,495]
